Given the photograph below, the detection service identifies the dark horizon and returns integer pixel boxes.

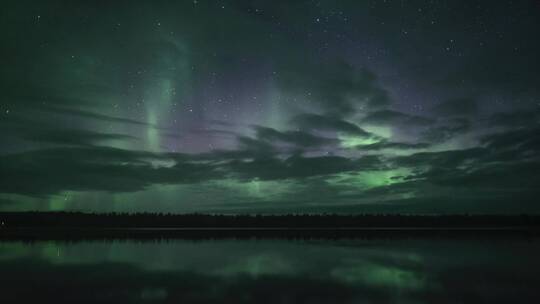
[3,212,539,241]
[2,211,539,228]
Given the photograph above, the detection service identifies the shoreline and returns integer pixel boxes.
[2,226,539,241]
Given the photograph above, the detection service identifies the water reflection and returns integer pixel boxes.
[1,238,539,303]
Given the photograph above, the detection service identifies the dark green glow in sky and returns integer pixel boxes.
[1,0,539,213]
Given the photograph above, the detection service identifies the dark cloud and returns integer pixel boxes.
[394,147,487,169]
[362,110,435,127]
[0,147,221,196]
[0,198,16,207]
[163,128,238,141]
[480,127,540,156]
[388,127,540,203]
[424,161,540,190]
[488,109,540,128]
[420,118,471,143]
[230,126,340,156]
[356,140,430,151]
[291,113,373,137]
[1,115,136,147]
[3,84,106,109]
[227,154,385,181]
[20,129,136,147]
[236,136,277,155]
[0,143,389,196]
[41,105,165,129]
[432,98,478,117]
[276,60,390,117]
[253,126,338,148]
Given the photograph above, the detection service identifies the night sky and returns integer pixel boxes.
[1,0,539,214]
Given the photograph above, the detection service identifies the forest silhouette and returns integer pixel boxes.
[1,212,539,228]
[1,212,539,240]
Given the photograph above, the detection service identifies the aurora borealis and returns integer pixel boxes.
[1,0,540,213]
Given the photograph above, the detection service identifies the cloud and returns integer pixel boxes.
[488,109,540,128]
[291,113,373,137]
[390,129,540,195]
[0,144,387,196]
[424,161,540,190]
[276,60,390,117]
[355,140,430,151]
[21,129,136,146]
[393,147,487,169]
[432,98,478,117]
[355,138,540,213]
[2,122,539,213]
[1,115,136,147]
[253,126,338,148]
[420,118,471,143]
[0,147,222,196]
[480,127,540,157]
[0,198,16,207]
[362,110,435,127]
[41,105,165,129]
[3,84,103,109]
[226,154,385,181]
[231,125,340,156]
[236,136,277,155]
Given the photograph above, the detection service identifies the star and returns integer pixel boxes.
[1,0,539,216]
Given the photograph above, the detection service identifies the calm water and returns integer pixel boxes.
[1,237,539,303]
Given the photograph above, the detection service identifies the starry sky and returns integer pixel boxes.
[1,0,540,214]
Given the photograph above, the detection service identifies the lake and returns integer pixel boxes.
[1,237,539,303]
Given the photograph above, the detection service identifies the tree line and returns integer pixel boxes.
[1,212,539,228]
